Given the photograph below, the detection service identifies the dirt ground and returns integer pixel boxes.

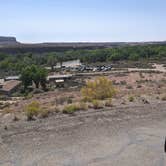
[0,69,165,120]
[0,65,166,165]
[0,102,166,166]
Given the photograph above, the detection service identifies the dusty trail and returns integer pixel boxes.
[0,102,166,166]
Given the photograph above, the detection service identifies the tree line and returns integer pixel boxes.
[0,44,166,77]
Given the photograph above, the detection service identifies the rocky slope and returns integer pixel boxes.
[0,36,18,45]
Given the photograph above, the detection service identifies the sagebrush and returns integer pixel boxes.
[81,77,116,101]
[25,101,40,120]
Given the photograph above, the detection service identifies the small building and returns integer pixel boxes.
[47,74,73,82]
[47,74,73,88]
[0,80,21,96]
[0,78,4,84]
[5,76,20,81]
[55,79,65,87]
[0,79,4,89]
[45,60,82,71]
[60,59,82,68]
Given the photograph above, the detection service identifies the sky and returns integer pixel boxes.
[0,0,166,43]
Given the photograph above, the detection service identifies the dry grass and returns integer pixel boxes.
[81,77,116,101]
[62,104,80,114]
[104,99,113,107]
[3,108,14,114]
[25,101,40,120]
[91,100,104,109]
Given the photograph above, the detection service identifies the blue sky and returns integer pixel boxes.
[0,0,166,42]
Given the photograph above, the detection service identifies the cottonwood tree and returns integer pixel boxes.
[47,53,57,71]
[21,65,48,90]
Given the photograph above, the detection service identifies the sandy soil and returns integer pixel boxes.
[0,70,165,119]
[0,66,166,165]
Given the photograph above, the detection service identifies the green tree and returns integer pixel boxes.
[21,66,33,90]
[39,68,48,90]
[47,53,57,71]
[21,65,48,90]
[128,53,139,61]
[31,65,41,89]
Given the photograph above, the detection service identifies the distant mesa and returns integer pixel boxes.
[0,36,19,45]
[0,36,166,54]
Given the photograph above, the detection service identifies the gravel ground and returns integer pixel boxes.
[0,102,166,166]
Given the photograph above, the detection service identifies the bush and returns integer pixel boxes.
[120,81,127,85]
[161,95,166,101]
[24,93,33,100]
[3,108,14,114]
[67,98,73,104]
[25,101,40,120]
[81,77,116,101]
[56,97,68,105]
[13,116,19,122]
[139,72,145,78]
[78,102,88,110]
[0,95,9,101]
[126,85,133,89]
[63,104,80,114]
[92,100,103,109]
[128,96,134,102]
[104,99,113,107]
[39,109,50,118]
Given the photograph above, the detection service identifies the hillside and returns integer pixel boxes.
[0,36,166,53]
[0,36,18,46]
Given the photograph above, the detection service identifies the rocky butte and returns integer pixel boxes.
[0,36,18,45]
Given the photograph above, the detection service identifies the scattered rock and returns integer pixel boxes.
[13,116,19,122]
[4,125,8,130]
[2,113,14,123]
[141,97,150,104]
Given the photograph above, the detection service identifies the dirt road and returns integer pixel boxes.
[0,102,166,166]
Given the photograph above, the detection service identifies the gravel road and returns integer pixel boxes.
[0,102,166,166]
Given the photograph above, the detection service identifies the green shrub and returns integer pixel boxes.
[81,77,116,101]
[0,95,8,101]
[63,104,80,114]
[128,96,134,102]
[92,100,103,109]
[24,93,33,100]
[25,101,40,120]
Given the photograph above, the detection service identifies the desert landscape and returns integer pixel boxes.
[1,0,166,165]
[0,51,166,165]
